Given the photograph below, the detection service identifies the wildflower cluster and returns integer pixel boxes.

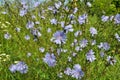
[64,64,84,79]
[9,61,28,74]
[0,0,119,80]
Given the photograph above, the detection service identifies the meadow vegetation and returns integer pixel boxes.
[0,0,120,80]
